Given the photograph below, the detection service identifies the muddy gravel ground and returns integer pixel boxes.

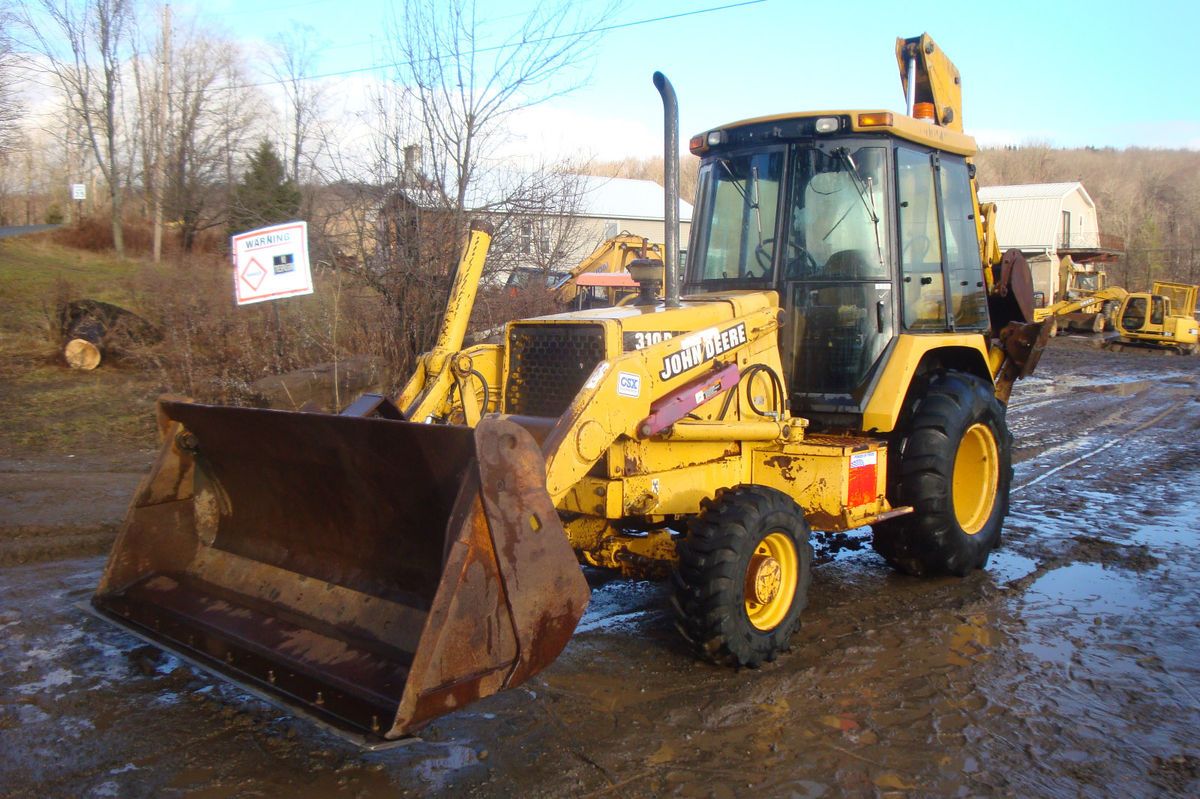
[2,337,1199,798]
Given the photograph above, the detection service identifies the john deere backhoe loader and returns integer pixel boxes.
[93,33,1048,743]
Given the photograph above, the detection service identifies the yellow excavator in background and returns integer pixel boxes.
[550,232,666,309]
[1035,284,1127,332]
[1036,281,1198,354]
[92,33,1051,744]
[1108,281,1199,354]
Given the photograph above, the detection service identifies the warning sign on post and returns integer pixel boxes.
[231,221,313,305]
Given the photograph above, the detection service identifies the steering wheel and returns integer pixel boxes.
[754,239,776,271]
[757,237,820,279]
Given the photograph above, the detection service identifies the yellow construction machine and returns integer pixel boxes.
[92,33,1049,743]
[1034,280,1197,354]
[1108,280,1199,354]
[550,232,666,309]
[1035,260,1118,334]
[1035,284,1127,333]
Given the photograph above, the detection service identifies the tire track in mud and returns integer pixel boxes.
[1012,390,1194,494]
[1008,367,1199,482]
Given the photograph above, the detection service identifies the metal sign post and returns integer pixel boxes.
[71,183,86,224]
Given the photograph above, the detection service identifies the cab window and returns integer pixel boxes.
[1122,297,1147,330]
[897,148,945,329]
[1151,295,1165,325]
[783,146,889,281]
[691,149,784,283]
[938,158,987,329]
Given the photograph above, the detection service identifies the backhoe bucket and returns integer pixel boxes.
[92,400,589,743]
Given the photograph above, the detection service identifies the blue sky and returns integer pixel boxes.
[183,0,1199,157]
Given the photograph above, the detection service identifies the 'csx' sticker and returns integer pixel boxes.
[658,323,747,381]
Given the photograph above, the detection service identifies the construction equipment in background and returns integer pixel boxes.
[92,32,1051,744]
[550,232,666,309]
[1108,281,1199,354]
[1041,260,1119,334]
[1035,284,1128,335]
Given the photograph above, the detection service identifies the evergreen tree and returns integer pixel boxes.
[228,140,301,234]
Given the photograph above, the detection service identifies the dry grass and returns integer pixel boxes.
[49,216,224,258]
[0,233,141,345]
[0,362,159,454]
[0,222,559,454]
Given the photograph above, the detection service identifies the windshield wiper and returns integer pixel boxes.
[833,148,885,266]
[719,158,767,263]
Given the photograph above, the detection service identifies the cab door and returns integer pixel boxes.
[1120,295,1165,336]
[780,144,894,412]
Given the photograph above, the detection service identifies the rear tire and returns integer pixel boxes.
[671,486,812,667]
[872,371,1012,577]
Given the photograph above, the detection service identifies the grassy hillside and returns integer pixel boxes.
[0,234,151,346]
[0,234,159,454]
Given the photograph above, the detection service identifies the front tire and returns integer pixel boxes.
[872,371,1012,577]
[671,486,812,667]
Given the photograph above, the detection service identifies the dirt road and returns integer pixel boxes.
[2,338,1198,797]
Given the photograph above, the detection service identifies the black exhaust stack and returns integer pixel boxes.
[653,72,681,308]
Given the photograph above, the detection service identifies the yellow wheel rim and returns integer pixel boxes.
[952,423,999,535]
[744,532,798,631]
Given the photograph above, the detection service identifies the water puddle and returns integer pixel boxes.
[407,742,481,790]
[574,578,665,635]
[1017,563,1153,670]
[1128,493,1200,550]
[988,548,1038,584]
[1073,379,1152,396]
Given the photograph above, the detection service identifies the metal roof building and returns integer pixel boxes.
[572,175,694,223]
[978,182,1094,252]
[978,181,1122,305]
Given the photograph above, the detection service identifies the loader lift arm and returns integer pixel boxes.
[1037,285,1129,320]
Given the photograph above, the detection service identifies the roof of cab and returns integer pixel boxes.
[701,109,978,157]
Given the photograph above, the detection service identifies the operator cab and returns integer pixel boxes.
[683,112,989,425]
[1120,294,1168,334]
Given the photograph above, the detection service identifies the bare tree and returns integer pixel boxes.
[323,0,618,373]
[19,0,135,255]
[0,2,22,158]
[387,0,616,232]
[166,29,259,250]
[268,22,326,186]
[130,16,262,252]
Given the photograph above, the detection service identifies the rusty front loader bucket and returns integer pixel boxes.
[92,400,589,743]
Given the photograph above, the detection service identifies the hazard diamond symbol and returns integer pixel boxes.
[240,257,267,291]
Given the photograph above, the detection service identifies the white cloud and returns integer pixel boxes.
[501,103,663,164]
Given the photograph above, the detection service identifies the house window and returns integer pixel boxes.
[520,221,533,254]
[1061,210,1071,248]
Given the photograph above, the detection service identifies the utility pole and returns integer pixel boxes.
[152,3,170,263]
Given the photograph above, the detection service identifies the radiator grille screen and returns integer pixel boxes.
[505,324,607,417]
